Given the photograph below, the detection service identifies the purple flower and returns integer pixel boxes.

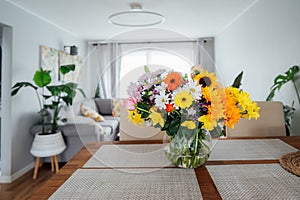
[138,73,151,82]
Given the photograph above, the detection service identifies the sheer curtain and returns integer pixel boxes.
[88,38,214,98]
[89,43,121,98]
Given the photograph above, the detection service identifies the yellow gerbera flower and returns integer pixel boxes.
[193,69,218,88]
[198,115,217,131]
[149,108,165,127]
[181,120,196,129]
[128,110,144,126]
[174,90,193,109]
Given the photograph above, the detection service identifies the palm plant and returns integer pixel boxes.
[11,65,85,134]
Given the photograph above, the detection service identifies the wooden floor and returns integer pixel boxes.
[0,163,65,200]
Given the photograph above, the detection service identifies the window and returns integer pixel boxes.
[119,49,193,97]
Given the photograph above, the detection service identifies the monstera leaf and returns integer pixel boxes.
[266,65,299,101]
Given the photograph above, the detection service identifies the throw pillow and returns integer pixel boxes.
[112,98,124,117]
[80,103,105,122]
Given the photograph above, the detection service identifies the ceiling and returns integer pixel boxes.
[8,0,258,41]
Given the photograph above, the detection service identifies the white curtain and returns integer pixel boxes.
[89,43,121,98]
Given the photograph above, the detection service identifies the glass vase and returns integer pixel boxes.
[165,127,212,168]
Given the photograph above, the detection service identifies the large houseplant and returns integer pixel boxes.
[266,65,299,134]
[11,65,85,135]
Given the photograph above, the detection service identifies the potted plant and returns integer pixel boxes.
[266,65,299,135]
[11,65,85,176]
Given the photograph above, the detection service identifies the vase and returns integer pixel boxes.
[165,127,212,168]
[30,131,66,157]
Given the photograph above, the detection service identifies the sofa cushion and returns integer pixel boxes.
[94,98,113,115]
[80,104,105,122]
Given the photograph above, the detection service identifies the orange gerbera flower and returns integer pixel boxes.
[164,72,182,91]
[199,86,225,130]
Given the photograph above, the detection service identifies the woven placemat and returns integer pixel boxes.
[83,144,172,168]
[209,139,298,160]
[280,151,300,176]
[49,168,202,200]
[207,164,300,200]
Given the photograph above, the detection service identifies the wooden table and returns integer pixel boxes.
[32,136,300,200]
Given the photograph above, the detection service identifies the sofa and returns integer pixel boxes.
[31,98,120,162]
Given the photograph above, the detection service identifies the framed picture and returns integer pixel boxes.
[40,45,59,80]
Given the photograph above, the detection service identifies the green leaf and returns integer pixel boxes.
[77,88,86,98]
[231,71,243,88]
[46,85,60,96]
[60,64,75,75]
[144,65,150,73]
[168,118,180,136]
[266,65,299,101]
[94,83,100,98]
[11,82,38,96]
[62,96,73,106]
[33,69,51,87]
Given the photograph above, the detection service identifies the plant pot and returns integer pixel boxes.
[30,131,66,157]
[165,128,212,168]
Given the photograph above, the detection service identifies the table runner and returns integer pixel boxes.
[49,168,202,200]
[83,144,172,168]
[207,164,300,200]
[209,139,298,160]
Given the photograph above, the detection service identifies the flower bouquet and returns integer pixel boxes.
[124,66,260,168]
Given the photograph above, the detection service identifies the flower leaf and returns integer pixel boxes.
[231,71,243,89]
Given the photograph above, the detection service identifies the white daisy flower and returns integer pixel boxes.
[184,80,201,99]
[154,93,170,109]
[156,82,168,95]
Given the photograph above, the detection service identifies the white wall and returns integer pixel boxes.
[0,0,86,181]
[215,0,300,135]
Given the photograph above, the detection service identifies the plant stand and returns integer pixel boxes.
[30,131,66,179]
[33,155,60,179]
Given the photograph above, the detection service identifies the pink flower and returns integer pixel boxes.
[124,96,137,110]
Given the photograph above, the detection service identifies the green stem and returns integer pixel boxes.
[136,107,150,113]
[194,129,199,154]
[292,79,300,106]
[174,110,181,116]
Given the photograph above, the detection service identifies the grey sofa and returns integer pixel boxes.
[31,98,120,162]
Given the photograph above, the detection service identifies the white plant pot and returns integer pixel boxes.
[30,131,66,157]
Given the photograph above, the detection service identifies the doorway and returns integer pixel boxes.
[0,24,12,182]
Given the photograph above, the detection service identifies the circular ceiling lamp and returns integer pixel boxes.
[107,3,165,27]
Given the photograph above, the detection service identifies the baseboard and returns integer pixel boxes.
[0,162,35,183]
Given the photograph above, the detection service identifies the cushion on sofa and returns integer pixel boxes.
[80,104,105,122]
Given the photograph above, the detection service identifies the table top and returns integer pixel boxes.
[32,136,300,200]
